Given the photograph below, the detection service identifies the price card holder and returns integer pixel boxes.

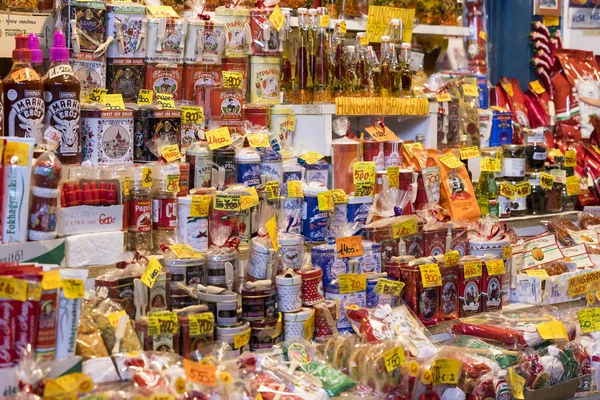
[141,257,163,288]
[419,264,442,288]
[336,236,364,258]
[206,127,232,150]
[338,273,367,294]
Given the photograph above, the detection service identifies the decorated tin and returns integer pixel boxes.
[213,147,237,189]
[132,107,152,161]
[236,147,261,187]
[106,3,147,58]
[259,149,283,183]
[249,315,281,351]
[312,241,348,289]
[186,142,213,189]
[81,107,134,164]
[65,1,107,53]
[197,290,238,326]
[145,63,183,100]
[325,283,366,333]
[383,141,402,168]
[177,196,209,253]
[95,276,135,319]
[178,314,214,359]
[249,8,280,56]
[205,248,238,288]
[279,233,304,271]
[302,185,330,243]
[241,286,277,321]
[451,226,469,256]
[314,300,337,342]
[400,263,440,327]
[384,256,414,281]
[132,108,181,162]
[71,52,107,100]
[276,271,302,312]
[247,237,273,280]
[347,195,372,228]
[147,271,171,314]
[283,162,304,184]
[280,197,302,235]
[366,277,396,308]
[284,307,313,341]
[185,18,227,64]
[215,7,251,58]
[481,260,503,313]
[222,56,249,99]
[352,241,381,274]
[440,262,459,321]
[135,317,180,353]
[205,87,245,133]
[216,322,250,356]
[423,224,448,257]
[146,17,186,63]
[163,257,204,296]
[244,104,269,127]
[299,267,324,306]
[305,160,329,187]
[458,258,482,318]
[469,238,510,304]
[107,58,144,102]
[270,106,293,143]
[363,140,385,171]
[183,64,221,104]
[332,202,348,231]
[249,56,280,104]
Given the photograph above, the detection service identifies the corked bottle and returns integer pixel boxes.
[152,163,179,252]
[128,165,152,253]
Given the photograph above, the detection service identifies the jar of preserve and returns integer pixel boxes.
[524,128,547,171]
[509,179,527,217]
[526,172,546,215]
[545,168,564,213]
[502,145,526,178]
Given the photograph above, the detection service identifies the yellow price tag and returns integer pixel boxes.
[266,216,278,252]
[206,127,232,150]
[184,359,217,387]
[287,114,297,131]
[161,144,181,162]
[504,245,513,259]
[137,89,154,105]
[530,80,545,95]
[318,191,334,211]
[479,30,487,41]
[85,88,107,103]
[148,311,178,335]
[166,174,179,193]
[142,167,153,188]
[392,217,418,238]
[353,161,376,184]
[578,308,600,333]
[190,195,211,217]
[336,236,364,259]
[241,187,260,210]
[480,157,500,172]
[233,328,251,349]
[435,93,452,103]
[364,125,400,142]
[338,273,367,294]
[359,35,369,46]
[502,81,514,97]
[508,367,525,400]
[540,172,555,190]
[320,14,330,27]
[444,250,460,267]
[265,181,280,200]
[439,153,464,169]
[156,93,176,109]
[300,151,324,164]
[331,189,348,203]
[62,279,85,299]
[181,106,203,125]
[431,358,462,385]
[459,146,480,160]
[247,133,270,148]
[141,257,163,288]
[222,71,244,90]
[151,395,175,400]
[269,4,284,31]
[525,269,549,279]
[146,5,178,17]
[564,150,577,167]
[107,310,128,328]
[566,175,580,197]
[419,264,442,288]
[213,194,241,211]
[485,260,505,276]
[462,84,479,97]
[387,166,399,188]
[3,141,32,166]
[339,20,347,33]
[542,15,560,26]
[515,182,531,198]
[373,279,405,296]
[403,142,423,158]
[499,182,516,200]
[303,310,315,340]
[102,94,125,110]
[287,180,304,198]
[536,320,569,341]
[170,244,203,259]
[463,261,482,279]
[189,312,214,336]
[0,277,28,302]
[42,270,63,291]
[383,346,406,372]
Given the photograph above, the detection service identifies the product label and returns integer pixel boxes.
[6,93,45,142]
[152,198,177,230]
[383,346,406,372]
[300,151,324,164]
[189,312,214,336]
[419,264,442,288]
[336,236,364,258]
[213,194,241,211]
[522,234,564,269]
[184,359,217,386]
[562,244,594,268]
[338,273,367,293]
[129,200,152,233]
[463,261,482,279]
[45,90,80,157]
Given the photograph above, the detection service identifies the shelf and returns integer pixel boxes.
[290,17,367,31]
[412,24,470,36]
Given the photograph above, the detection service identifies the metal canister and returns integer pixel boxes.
[302,185,330,243]
[184,18,227,65]
[186,141,213,189]
[213,147,237,189]
[299,267,324,306]
[178,314,215,360]
[278,233,304,271]
[311,241,348,290]
[305,159,329,187]
[347,195,373,228]
[249,56,281,104]
[352,241,381,274]
[279,197,302,235]
[275,271,302,312]
[163,257,204,299]
[205,248,238,288]
[259,149,283,183]
[241,286,277,321]
[146,271,171,315]
[401,263,440,327]
[324,282,366,334]
[197,290,239,326]
[282,162,304,188]
[177,196,209,253]
[283,307,314,341]
[270,106,293,143]
[366,276,397,308]
[250,315,281,351]
[132,107,153,162]
[216,322,250,356]
[215,7,251,58]
[244,104,269,127]
[80,107,134,164]
[313,300,338,342]
[236,147,261,187]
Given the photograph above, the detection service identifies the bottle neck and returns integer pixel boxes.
[49,59,69,68]
[11,59,33,71]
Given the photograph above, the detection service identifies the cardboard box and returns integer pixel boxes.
[57,205,124,236]
[0,12,53,58]
[0,238,64,265]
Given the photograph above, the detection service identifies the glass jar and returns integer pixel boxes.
[497,180,511,218]
[128,166,152,253]
[526,172,546,215]
[152,163,179,252]
[524,128,548,171]
[509,179,527,217]
[545,168,564,214]
[481,147,503,179]
[502,145,526,179]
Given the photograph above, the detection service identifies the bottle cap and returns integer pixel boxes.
[13,34,32,61]
[50,30,70,62]
[380,35,391,42]
[28,34,42,64]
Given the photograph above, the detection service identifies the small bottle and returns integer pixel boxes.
[477,171,499,217]
[352,33,371,97]
[44,30,82,164]
[280,9,293,103]
[294,8,313,104]
[28,34,45,77]
[400,43,413,97]
[367,46,381,96]
[379,36,398,97]
[313,14,330,103]
[329,21,346,99]
[129,166,153,253]
[152,163,179,252]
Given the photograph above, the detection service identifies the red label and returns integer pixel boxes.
[0,300,14,367]
[129,200,152,233]
[15,299,37,360]
[152,198,177,230]
[36,291,58,361]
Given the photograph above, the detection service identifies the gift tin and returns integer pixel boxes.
[132,107,153,161]
[81,107,134,164]
[314,300,337,341]
[107,58,145,102]
[135,317,180,353]
[70,52,106,101]
[276,271,303,312]
[247,238,274,280]
[302,185,330,243]
[146,17,186,64]
[270,106,293,143]
[283,162,304,184]
[236,147,261,187]
[332,202,348,231]
[177,196,210,253]
[312,241,348,289]
[249,315,281,351]
[215,7,251,58]
[283,307,313,341]
[106,3,147,59]
[145,63,183,100]
[163,257,204,296]
[184,18,227,64]
[469,238,510,304]
[213,147,237,189]
[481,260,503,313]
[299,267,324,306]
[131,108,181,162]
[178,314,214,359]
[440,262,459,321]
[222,57,249,98]
[451,226,469,256]
[183,64,222,104]
[205,248,238,288]
[205,87,245,133]
[347,195,372,228]
[65,1,107,53]
[241,286,277,321]
[259,149,283,183]
[400,263,440,327]
[250,56,281,104]
[186,142,213,189]
[305,159,329,187]
[458,258,482,318]
[216,322,250,355]
[278,233,304,271]
[244,104,269,127]
[423,224,448,257]
[279,197,301,236]
[197,290,238,326]
[352,241,381,274]
[384,256,414,281]
[325,283,366,333]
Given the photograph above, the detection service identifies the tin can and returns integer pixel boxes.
[250,315,281,351]
[305,160,329,187]
[423,224,448,257]
[440,263,459,321]
[164,256,204,295]
[276,272,302,312]
[70,52,106,101]
[458,259,482,318]
[186,142,213,189]
[302,185,330,243]
[171,294,192,309]
[352,241,381,274]
[332,202,348,231]
[145,63,183,101]
[236,148,261,187]
[400,264,440,327]
[249,9,280,56]
[205,248,238,288]
[107,58,144,102]
[384,256,414,281]
[184,18,227,65]
[95,276,136,319]
[216,7,251,58]
[64,1,106,52]
[366,277,396,308]
[222,57,249,99]
[177,196,209,253]
[299,267,324,306]
[259,149,283,183]
[247,237,273,280]
[197,290,238,327]
[270,106,292,143]
[279,233,304,271]
[183,64,222,105]
[241,286,277,321]
[363,140,385,171]
[347,195,372,228]
[314,300,337,342]
[325,283,366,333]
[282,162,304,187]
[205,87,245,133]
[135,317,180,353]
[283,307,313,341]
[106,3,147,59]
[481,260,503,313]
[244,104,269,127]
[383,141,402,168]
[81,107,134,164]
[451,226,469,256]
[249,56,281,104]
[131,107,153,161]
[312,241,348,289]
[213,147,237,189]
[146,271,171,314]
[146,18,186,63]
[178,314,214,359]
[280,197,302,235]
[131,108,181,162]
[216,322,250,356]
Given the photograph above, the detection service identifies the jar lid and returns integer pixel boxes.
[276,271,302,285]
[162,256,205,267]
[216,321,250,334]
[502,144,525,150]
[186,142,212,157]
[152,163,179,180]
[206,248,236,261]
[348,195,373,204]
[259,149,282,162]
[250,237,271,253]
[250,56,280,64]
[270,106,292,115]
[311,242,335,253]
[480,147,501,158]
[283,307,313,322]
[306,159,329,170]
[236,148,260,162]
[198,290,238,302]
[241,286,275,296]
[299,266,323,279]
[526,172,541,179]
[215,6,251,16]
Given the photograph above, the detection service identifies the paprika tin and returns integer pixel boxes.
[184,18,227,65]
[215,7,251,58]
[276,271,302,313]
[440,262,459,321]
[216,322,250,356]
[363,140,385,171]
[299,267,324,306]
[163,257,204,296]
[283,307,314,341]
[186,141,213,189]
[135,317,180,353]
[249,56,281,104]
[241,286,277,321]
[312,241,348,290]
[106,3,147,59]
[145,63,183,101]
[236,147,261,187]
[205,87,245,133]
[423,224,448,257]
[384,256,414,281]
[81,107,134,164]
[305,160,329,187]
[213,147,237,189]
[325,283,366,333]
[270,106,293,143]
[197,290,238,327]
[183,64,222,104]
[146,271,171,314]
[178,314,214,359]
[400,263,440,327]
[278,233,304,271]
[70,52,106,101]
[313,300,337,342]
[481,260,503,313]
[249,9,280,56]
[146,18,186,64]
[280,197,302,235]
[366,276,396,308]
[458,258,483,318]
[302,185,330,243]
[250,315,281,351]
[95,276,136,319]
[177,196,209,253]
[107,58,145,102]
[451,226,469,256]
[244,104,269,127]
[347,195,372,228]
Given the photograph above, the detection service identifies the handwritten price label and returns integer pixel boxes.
[339,20,347,33]
[62,279,85,299]
[86,88,108,103]
[331,189,348,203]
[485,260,506,276]
[137,89,154,105]
[320,14,330,27]
[565,150,577,167]
[432,358,462,385]
[206,127,232,150]
[241,187,260,210]
[508,367,525,400]
[287,180,304,198]
[480,157,500,172]
[181,106,203,125]
[142,167,153,188]
[463,261,482,279]
[42,270,63,291]
[439,153,463,169]
[222,71,244,90]
[419,264,442,288]
[184,359,217,386]
[318,191,334,211]
[266,216,278,252]
[444,250,460,266]
[190,195,211,217]
[247,133,270,148]
[213,194,241,211]
[540,172,555,190]
[354,182,374,197]
[460,146,480,160]
[566,175,580,197]
[107,310,127,328]
[303,310,315,340]
[102,94,125,110]
[525,269,549,279]
[233,328,251,349]
[353,161,376,185]
[392,217,418,239]
[141,257,163,288]
[462,84,479,97]
[364,126,400,142]
[166,174,179,193]
[170,244,202,259]
[265,181,280,200]
[387,166,399,188]
[515,182,531,197]
[530,80,545,95]
[578,308,600,333]
[161,144,181,162]
[156,93,175,109]
[0,277,27,302]
[47,65,74,79]
[11,68,38,83]
[536,321,569,341]
[268,4,284,31]
[373,279,405,296]
[383,346,406,372]
[148,311,178,336]
[300,151,325,164]
[435,92,452,102]
[189,312,214,336]
[336,236,364,258]
[403,142,423,158]
[504,245,513,259]
[499,182,516,200]
[359,34,369,46]
[339,273,367,294]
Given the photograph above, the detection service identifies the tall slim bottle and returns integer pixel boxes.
[329,22,346,99]
[294,8,313,104]
[313,14,330,103]
[352,33,370,97]
[280,9,293,104]
[400,43,413,97]
[367,46,381,96]
[44,30,82,164]
[379,36,398,97]
[308,8,318,92]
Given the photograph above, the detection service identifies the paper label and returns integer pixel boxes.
[233,329,250,349]
[213,194,241,211]
[569,270,600,297]
[383,346,406,372]
[0,277,27,302]
[184,359,217,386]
[536,321,569,340]
[392,217,418,238]
[530,80,546,95]
[578,308,600,333]
[102,94,125,110]
[439,153,464,169]
[265,181,280,200]
[540,172,555,190]
[320,14,330,27]
[147,311,178,335]
[222,71,244,90]
[387,166,399,188]
[170,244,202,259]
[190,195,211,217]
[189,312,214,336]
[86,88,108,103]
[419,264,442,288]
[463,261,482,279]
[287,114,297,131]
[338,273,367,294]
[241,187,260,210]
[566,175,580,196]
[161,144,181,162]
[435,93,452,102]
[107,310,127,328]
[300,151,324,164]
[247,133,270,148]
[47,65,74,80]
[354,182,374,197]
[181,106,203,125]
[480,157,501,172]
[62,279,84,299]
[336,236,364,258]
[339,20,347,33]
[499,182,516,200]
[373,279,405,296]
[287,181,304,198]
[137,89,154,105]
[331,189,348,203]
[479,30,487,41]
[364,126,400,142]
[508,367,525,399]
[142,168,153,188]
[317,191,334,211]
[542,15,560,26]
[565,150,577,167]
[3,141,31,166]
[266,216,278,252]
[155,93,175,109]
[269,4,284,31]
[462,84,479,97]
[42,270,63,291]
[11,68,39,83]
[515,182,531,197]
[432,359,461,385]
[485,260,505,276]
[562,244,594,268]
[141,257,163,288]
[206,127,232,150]
[444,250,460,267]
[522,234,564,269]
[459,146,480,160]
[303,310,315,340]
[525,269,549,279]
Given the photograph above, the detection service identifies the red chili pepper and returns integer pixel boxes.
[452,323,526,346]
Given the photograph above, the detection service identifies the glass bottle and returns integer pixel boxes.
[526,172,546,215]
[400,43,413,97]
[294,8,313,104]
[308,8,318,92]
[459,134,472,181]
[329,22,346,99]
[545,165,564,213]
[353,33,371,97]
[556,156,577,211]
[129,165,152,253]
[345,45,356,97]
[152,163,179,252]
[28,34,45,77]
[367,46,381,96]
[280,9,293,104]
[313,14,330,103]
[379,36,398,98]
[477,171,499,217]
